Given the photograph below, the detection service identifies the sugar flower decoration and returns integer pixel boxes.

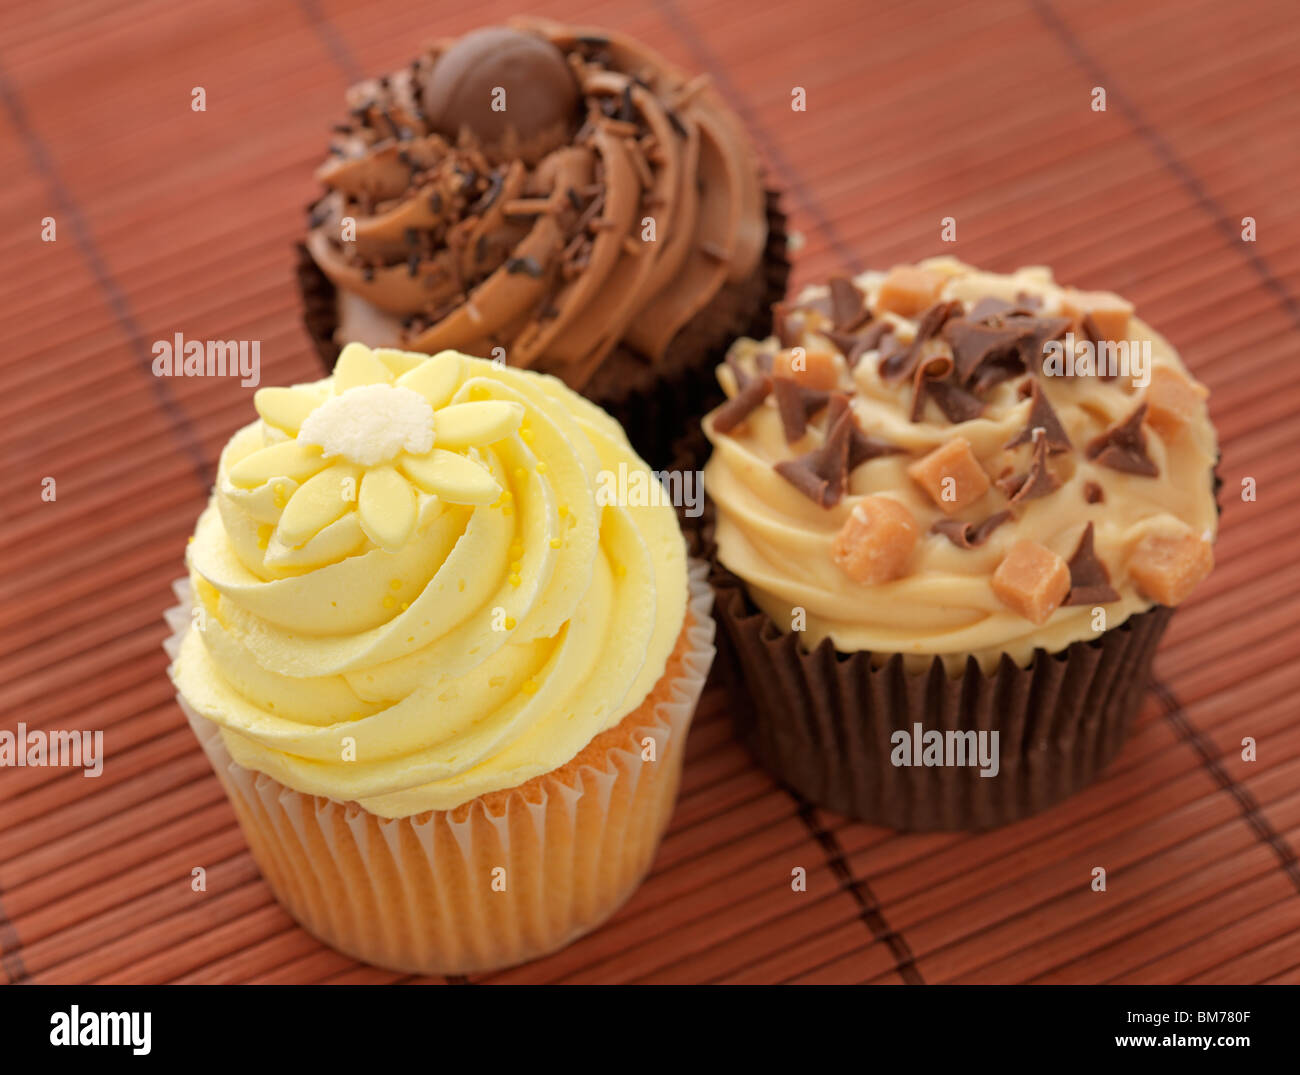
[229,344,522,551]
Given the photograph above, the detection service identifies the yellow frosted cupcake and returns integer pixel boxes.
[165,343,713,974]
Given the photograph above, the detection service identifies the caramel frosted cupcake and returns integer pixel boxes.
[165,343,715,974]
[298,17,788,465]
[699,257,1217,829]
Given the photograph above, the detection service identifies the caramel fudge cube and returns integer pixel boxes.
[875,266,946,318]
[1144,366,1206,439]
[773,346,840,391]
[992,540,1071,625]
[1128,530,1214,606]
[1061,289,1134,341]
[907,437,991,515]
[831,496,919,584]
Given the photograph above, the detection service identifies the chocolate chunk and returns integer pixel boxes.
[774,407,853,508]
[1082,480,1104,504]
[828,276,870,332]
[997,429,1060,505]
[1010,315,1072,374]
[773,377,832,442]
[941,318,1031,384]
[1063,522,1120,605]
[1005,381,1072,453]
[1086,403,1158,476]
[825,394,901,469]
[712,375,771,434]
[932,511,1011,549]
[879,300,964,383]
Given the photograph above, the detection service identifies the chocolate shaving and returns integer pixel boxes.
[941,318,1031,384]
[827,276,870,332]
[1082,480,1104,504]
[713,375,771,434]
[773,377,832,442]
[1085,403,1158,476]
[773,302,805,349]
[909,352,955,422]
[1064,522,1120,605]
[827,322,891,369]
[879,300,964,383]
[967,296,1015,322]
[1011,315,1072,374]
[997,429,1060,505]
[1078,314,1119,379]
[1004,381,1072,453]
[774,408,853,508]
[932,511,1011,549]
[825,394,902,469]
[469,171,503,214]
[926,379,985,423]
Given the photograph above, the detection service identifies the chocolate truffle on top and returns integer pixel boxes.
[420,27,580,165]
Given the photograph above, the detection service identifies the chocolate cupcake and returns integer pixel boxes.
[698,258,1219,830]
[298,17,788,466]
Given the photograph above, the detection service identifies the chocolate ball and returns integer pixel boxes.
[422,28,579,162]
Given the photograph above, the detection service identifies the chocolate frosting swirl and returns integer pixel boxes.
[304,17,768,390]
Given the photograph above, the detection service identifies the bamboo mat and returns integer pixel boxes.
[2,0,1298,986]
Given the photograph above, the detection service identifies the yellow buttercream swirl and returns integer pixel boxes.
[703,258,1219,670]
[171,345,687,816]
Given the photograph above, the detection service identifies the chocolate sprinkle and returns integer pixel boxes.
[1085,403,1158,476]
[773,377,832,442]
[997,429,1060,505]
[932,511,1011,549]
[1004,381,1072,454]
[713,375,772,434]
[774,408,853,508]
[827,276,870,332]
[1083,480,1105,504]
[1063,522,1120,605]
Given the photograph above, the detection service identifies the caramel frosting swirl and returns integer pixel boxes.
[703,258,1219,671]
[305,17,768,390]
[170,345,688,816]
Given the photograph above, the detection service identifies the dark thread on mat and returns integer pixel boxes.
[1152,679,1300,895]
[654,0,865,275]
[0,62,213,491]
[296,0,365,83]
[794,798,925,983]
[1034,0,1300,332]
[0,885,29,984]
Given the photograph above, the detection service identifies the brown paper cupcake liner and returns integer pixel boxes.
[685,505,1174,831]
[295,187,790,469]
[164,563,716,975]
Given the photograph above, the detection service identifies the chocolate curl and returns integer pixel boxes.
[879,300,963,383]
[909,351,955,423]
[997,427,1061,505]
[712,375,772,434]
[827,322,893,370]
[1086,403,1158,476]
[931,510,1011,549]
[941,317,1031,384]
[774,407,853,507]
[827,276,870,332]
[1064,522,1120,605]
[1004,381,1072,454]
[926,379,985,423]
[825,393,902,469]
[1012,315,1072,374]
[773,378,832,442]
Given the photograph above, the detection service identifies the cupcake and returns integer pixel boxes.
[165,343,714,974]
[698,257,1218,830]
[297,16,788,466]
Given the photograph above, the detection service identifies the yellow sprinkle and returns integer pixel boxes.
[510,560,521,573]
[382,595,395,608]
[509,573,521,587]
[521,678,538,695]
[536,462,547,474]
[514,467,526,481]
[256,524,272,550]
[558,504,569,518]
[519,425,533,443]
[504,616,516,630]
[549,538,561,549]
[400,602,409,611]
[469,385,490,400]
[614,563,627,578]
[389,579,401,590]
[509,542,523,559]
[500,490,512,503]
[187,536,195,545]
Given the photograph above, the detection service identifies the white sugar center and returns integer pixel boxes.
[298,384,434,466]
